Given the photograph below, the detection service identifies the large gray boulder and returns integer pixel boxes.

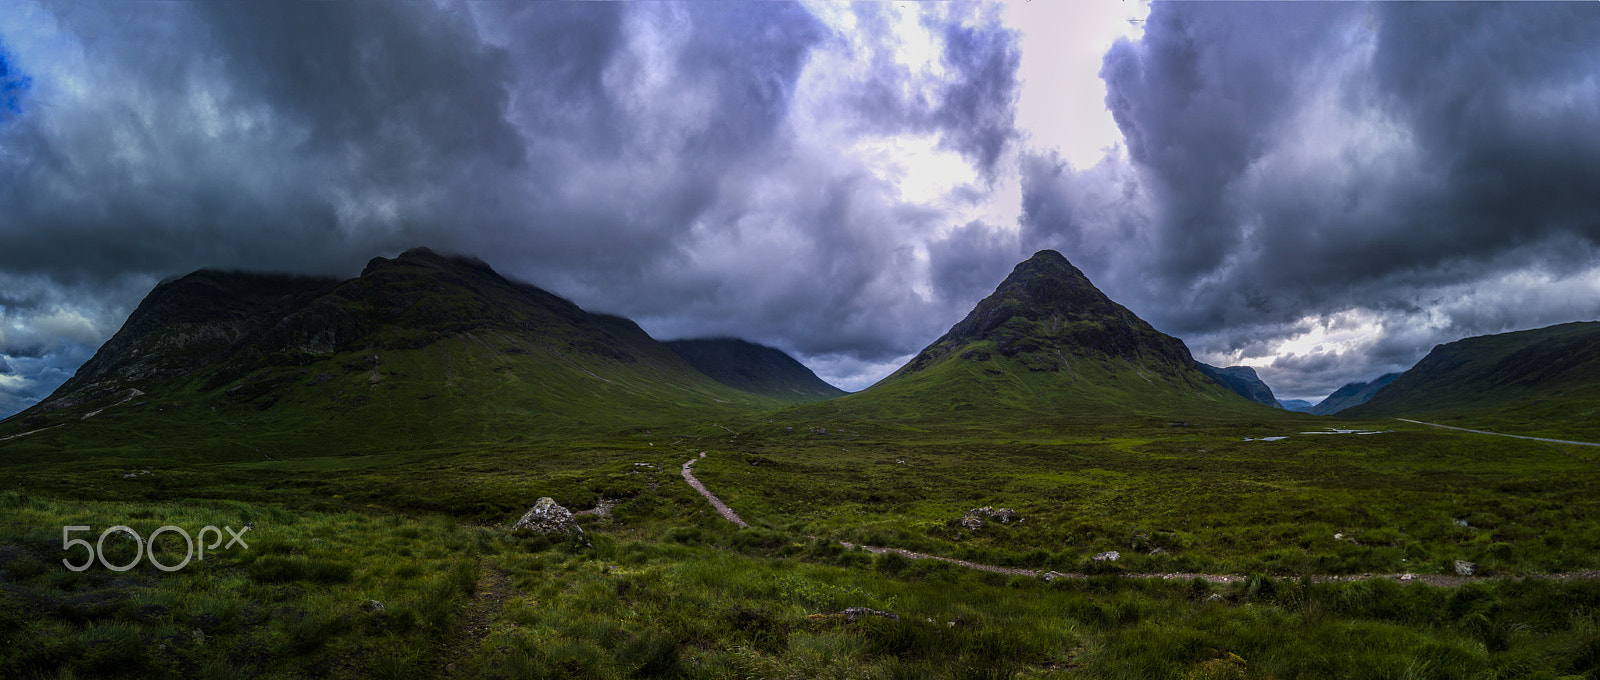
[511,497,583,535]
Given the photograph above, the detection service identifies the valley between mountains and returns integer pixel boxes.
[4,247,1600,678]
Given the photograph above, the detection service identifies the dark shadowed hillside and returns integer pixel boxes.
[1197,363,1281,408]
[1308,373,1400,415]
[666,338,846,404]
[0,248,780,460]
[1341,322,1600,439]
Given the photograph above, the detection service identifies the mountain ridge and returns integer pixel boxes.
[1196,363,1281,408]
[665,338,846,404]
[1308,373,1401,415]
[1,248,786,457]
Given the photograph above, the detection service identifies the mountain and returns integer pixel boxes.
[1277,399,1315,413]
[665,338,846,404]
[819,250,1263,427]
[1308,373,1401,415]
[1341,322,1600,438]
[0,248,779,459]
[1196,363,1281,408]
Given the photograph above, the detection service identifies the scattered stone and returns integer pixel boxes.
[837,606,898,622]
[1453,518,1474,530]
[1041,571,1066,582]
[361,600,385,612]
[511,498,584,535]
[1399,573,1415,581]
[1149,548,1169,556]
[573,498,615,521]
[1333,533,1344,540]
[1092,551,1121,562]
[1206,593,1225,602]
[809,607,899,623]
[1454,560,1476,577]
[960,507,1018,530]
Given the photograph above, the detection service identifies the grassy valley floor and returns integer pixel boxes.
[5,415,1600,678]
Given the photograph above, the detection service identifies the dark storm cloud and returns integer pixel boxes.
[1025,1,1600,398]
[0,1,1028,410]
[928,14,1022,179]
[927,220,1022,305]
[826,4,1020,180]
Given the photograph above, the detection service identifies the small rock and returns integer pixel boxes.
[837,606,898,622]
[1205,593,1224,602]
[361,600,385,612]
[1333,533,1343,540]
[1041,571,1066,582]
[1454,560,1476,577]
[192,628,206,645]
[1399,573,1415,581]
[960,506,1018,530]
[1092,551,1121,562]
[511,498,584,535]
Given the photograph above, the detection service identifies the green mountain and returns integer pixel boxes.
[816,250,1264,428]
[0,248,778,460]
[1196,363,1281,408]
[665,338,846,404]
[1308,373,1400,415]
[1341,322,1600,439]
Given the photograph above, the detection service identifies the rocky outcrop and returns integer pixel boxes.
[511,497,583,535]
[960,507,1018,530]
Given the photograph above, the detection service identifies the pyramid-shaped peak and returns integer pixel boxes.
[885,249,1196,377]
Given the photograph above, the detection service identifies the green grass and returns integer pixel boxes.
[7,396,1600,676]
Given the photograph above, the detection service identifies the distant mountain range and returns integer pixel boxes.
[1307,373,1401,415]
[1277,399,1315,413]
[8,246,1597,452]
[1341,322,1600,438]
[1196,363,1281,408]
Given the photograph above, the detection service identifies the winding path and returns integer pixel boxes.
[1397,418,1600,448]
[681,453,749,528]
[679,453,1600,587]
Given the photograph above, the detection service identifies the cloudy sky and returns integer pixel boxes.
[2,1,1599,417]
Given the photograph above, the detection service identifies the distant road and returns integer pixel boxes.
[1396,418,1600,448]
